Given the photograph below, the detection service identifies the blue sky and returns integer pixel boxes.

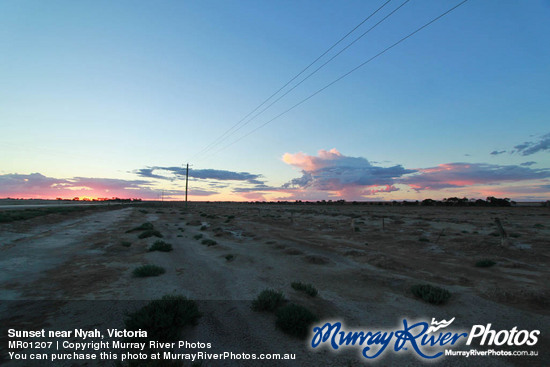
[1,0,549,201]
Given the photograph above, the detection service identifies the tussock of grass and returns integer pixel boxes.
[291,282,318,297]
[138,229,163,239]
[148,240,173,252]
[225,254,234,261]
[193,234,203,240]
[200,225,207,231]
[251,289,286,312]
[275,303,319,339]
[124,295,201,342]
[201,239,217,246]
[121,241,132,247]
[133,265,166,277]
[411,284,451,305]
[475,259,496,268]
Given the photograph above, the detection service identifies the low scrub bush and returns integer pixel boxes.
[124,294,201,342]
[193,234,203,240]
[121,241,132,247]
[475,259,496,268]
[411,284,451,305]
[251,289,285,312]
[148,241,173,252]
[291,282,318,297]
[225,254,235,261]
[126,222,154,233]
[201,239,217,246]
[133,265,166,277]
[275,303,319,339]
[138,230,163,239]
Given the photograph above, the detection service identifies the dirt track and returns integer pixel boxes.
[0,203,548,366]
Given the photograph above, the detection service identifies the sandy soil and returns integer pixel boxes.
[0,203,548,366]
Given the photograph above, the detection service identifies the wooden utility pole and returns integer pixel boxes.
[185,163,189,209]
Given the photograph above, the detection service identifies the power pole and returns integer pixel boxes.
[185,163,189,209]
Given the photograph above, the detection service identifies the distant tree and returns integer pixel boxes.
[486,197,511,207]
[421,199,436,206]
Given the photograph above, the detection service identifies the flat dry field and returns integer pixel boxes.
[0,203,548,366]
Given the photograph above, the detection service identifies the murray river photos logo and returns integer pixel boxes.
[310,317,540,360]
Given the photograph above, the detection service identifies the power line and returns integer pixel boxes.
[203,0,469,160]
[200,0,411,156]
[191,0,393,160]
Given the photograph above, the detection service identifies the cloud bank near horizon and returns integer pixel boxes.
[2,148,550,201]
[272,149,550,200]
[135,166,264,184]
[0,173,217,200]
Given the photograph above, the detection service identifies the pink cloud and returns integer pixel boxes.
[400,163,550,191]
[280,149,413,200]
[0,173,219,200]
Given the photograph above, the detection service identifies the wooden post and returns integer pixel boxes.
[185,163,189,209]
[435,228,445,244]
[494,217,508,246]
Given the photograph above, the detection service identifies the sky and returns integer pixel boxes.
[1,0,549,202]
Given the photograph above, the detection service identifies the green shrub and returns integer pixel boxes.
[121,241,132,247]
[138,230,163,239]
[133,265,166,277]
[419,237,429,242]
[411,284,451,305]
[251,289,286,312]
[475,259,496,268]
[200,225,207,231]
[126,222,154,233]
[124,294,201,342]
[201,239,217,246]
[291,282,318,297]
[139,210,149,214]
[275,303,319,339]
[193,234,203,240]
[148,241,173,252]
[225,254,234,261]
[533,223,544,229]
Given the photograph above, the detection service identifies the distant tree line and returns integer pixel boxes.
[418,197,514,207]
[240,197,525,207]
[55,197,142,202]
